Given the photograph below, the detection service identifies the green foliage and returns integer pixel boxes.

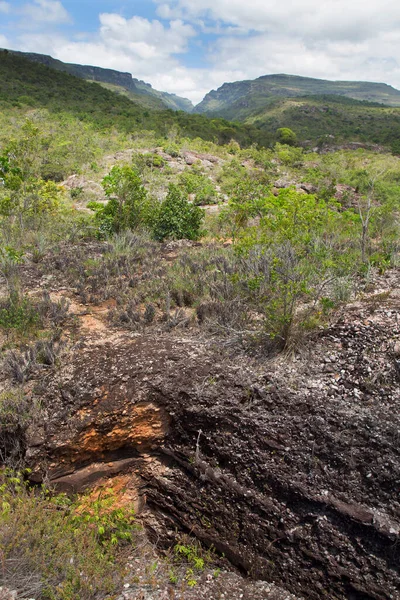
[197,72,400,148]
[0,51,271,148]
[0,122,66,226]
[174,543,205,571]
[0,291,40,337]
[178,169,217,205]
[163,142,181,157]
[221,175,270,234]
[152,184,205,241]
[133,152,166,172]
[71,486,136,548]
[232,187,360,348]
[0,472,134,599]
[173,539,214,588]
[216,158,248,196]
[0,246,24,280]
[90,166,150,235]
[276,127,297,146]
[275,143,304,166]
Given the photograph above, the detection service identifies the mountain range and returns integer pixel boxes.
[9,50,194,113]
[196,73,400,119]
[2,48,400,149]
[9,50,400,118]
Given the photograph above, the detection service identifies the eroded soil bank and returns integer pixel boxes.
[21,279,400,600]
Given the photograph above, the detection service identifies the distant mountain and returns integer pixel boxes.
[8,50,194,113]
[195,74,400,120]
[0,50,269,148]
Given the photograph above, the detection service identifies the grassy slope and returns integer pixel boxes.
[9,49,194,112]
[0,51,270,147]
[89,81,167,111]
[246,95,400,146]
[195,74,400,146]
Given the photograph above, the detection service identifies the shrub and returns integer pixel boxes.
[2,336,65,384]
[0,474,135,600]
[178,170,217,205]
[276,127,297,146]
[152,184,204,241]
[275,143,304,166]
[0,291,40,338]
[162,142,180,158]
[90,165,152,235]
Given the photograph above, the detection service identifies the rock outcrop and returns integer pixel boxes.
[22,279,400,600]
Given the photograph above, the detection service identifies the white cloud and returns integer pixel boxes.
[20,0,71,26]
[6,0,400,104]
[0,1,10,14]
[98,13,195,57]
[156,0,400,42]
[209,29,400,87]
[16,13,203,99]
[0,34,9,47]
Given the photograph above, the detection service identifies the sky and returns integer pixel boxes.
[1,0,400,104]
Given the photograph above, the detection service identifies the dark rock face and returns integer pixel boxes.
[24,298,400,599]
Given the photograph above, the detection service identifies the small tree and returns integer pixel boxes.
[235,188,346,347]
[353,168,386,263]
[276,127,297,146]
[98,165,150,233]
[152,184,204,241]
[0,126,63,229]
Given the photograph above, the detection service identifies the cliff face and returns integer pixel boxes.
[20,275,400,599]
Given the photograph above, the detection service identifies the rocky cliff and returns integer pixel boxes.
[17,268,400,600]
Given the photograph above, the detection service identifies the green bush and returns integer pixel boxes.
[276,127,297,146]
[152,184,204,241]
[178,170,217,205]
[0,291,40,337]
[89,165,154,236]
[0,473,135,600]
[162,142,180,157]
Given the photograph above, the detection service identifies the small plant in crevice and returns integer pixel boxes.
[38,290,70,326]
[171,537,216,588]
[144,303,156,324]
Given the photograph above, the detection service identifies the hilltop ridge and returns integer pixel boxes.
[195,73,400,117]
[7,49,194,112]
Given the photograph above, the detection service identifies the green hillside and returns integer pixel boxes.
[246,95,400,149]
[194,74,400,148]
[0,50,270,147]
[196,73,400,117]
[9,49,194,112]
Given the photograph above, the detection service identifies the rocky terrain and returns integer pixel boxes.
[2,40,400,600]
[3,256,398,599]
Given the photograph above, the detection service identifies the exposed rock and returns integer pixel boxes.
[0,589,18,600]
[22,283,400,600]
[183,151,222,166]
[183,152,197,165]
[61,174,104,197]
[299,182,317,194]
